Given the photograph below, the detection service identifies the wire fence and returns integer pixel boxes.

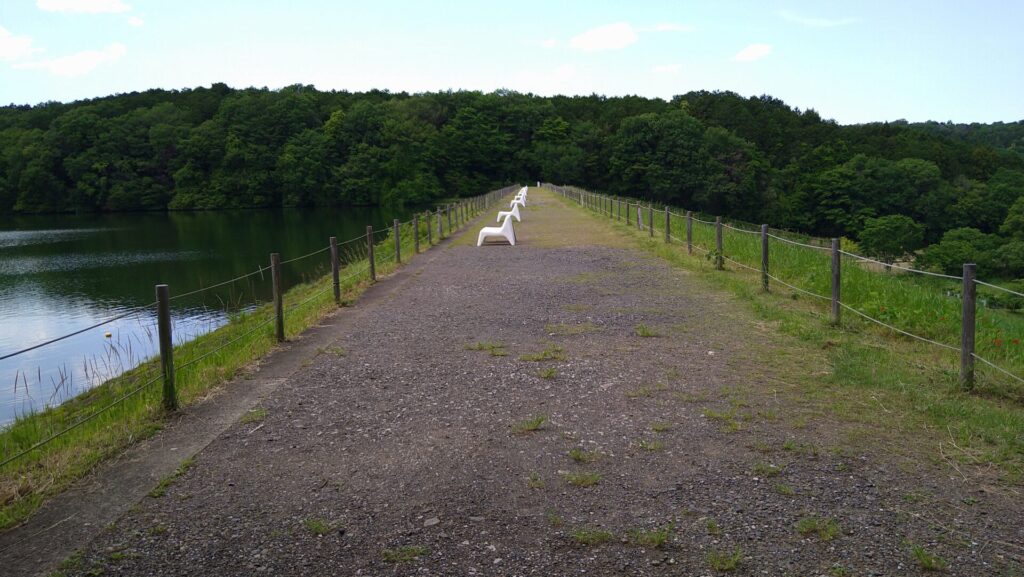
[548,183,1024,394]
[0,184,516,470]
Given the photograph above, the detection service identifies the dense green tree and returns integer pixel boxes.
[858,215,925,265]
[918,228,1002,276]
[2,84,1024,277]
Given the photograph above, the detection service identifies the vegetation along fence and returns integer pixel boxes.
[546,183,1024,399]
[0,184,517,528]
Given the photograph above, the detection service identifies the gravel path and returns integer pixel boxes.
[54,189,1021,576]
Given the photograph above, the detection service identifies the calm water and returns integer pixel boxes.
[0,206,414,426]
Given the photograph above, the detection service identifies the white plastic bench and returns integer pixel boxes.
[510,197,526,209]
[496,203,522,222]
[477,213,516,246]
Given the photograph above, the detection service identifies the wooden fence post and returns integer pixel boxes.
[617,198,622,221]
[831,238,841,325]
[760,225,769,292]
[271,252,284,342]
[648,204,654,237]
[637,205,642,230]
[367,226,375,282]
[330,236,340,304]
[436,208,442,241]
[447,204,452,235]
[961,263,977,390]
[155,284,177,411]
[393,219,401,263]
[686,211,693,255]
[413,214,420,254]
[715,217,724,270]
[426,212,432,246]
[664,208,671,243]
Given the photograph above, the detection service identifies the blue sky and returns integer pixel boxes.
[0,0,1021,124]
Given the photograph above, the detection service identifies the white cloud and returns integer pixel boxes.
[570,22,638,52]
[779,10,858,28]
[127,15,144,26]
[0,26,41,62]
[653,22,695,32]
[732,43,772,62]
[540,38,557,49]
[652,64,681,74]
[15,42,126,77]
[36,0,131,14]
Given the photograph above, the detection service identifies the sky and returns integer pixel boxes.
[0,0,1022,125]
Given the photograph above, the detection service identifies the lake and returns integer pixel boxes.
[0,206,416,426]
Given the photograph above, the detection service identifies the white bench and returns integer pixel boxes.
[496,203,522,222]
[477,213,516,246]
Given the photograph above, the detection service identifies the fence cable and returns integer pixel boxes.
[169,266,269,302]
[174,317,275,372]
[0,370,163,468]
[721,222,761,235]
[838,302,959,352]
[974,279,1024,299]
[972,353,1024,386]
[839,251,962,281]
[0,306,155,362]
[284,267,366,314]
[759,270,831,302]
[279,244,331,266]
[767,233,833,252]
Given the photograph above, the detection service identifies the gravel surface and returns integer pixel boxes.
[57,190,1022,576]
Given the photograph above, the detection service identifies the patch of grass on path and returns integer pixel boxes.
[511,415,547,434]
[381,545,429,562]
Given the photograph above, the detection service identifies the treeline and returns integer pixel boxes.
[2,85,1023,277]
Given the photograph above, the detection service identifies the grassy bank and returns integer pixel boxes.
[557,189,1024,483]
[0,196,494,531]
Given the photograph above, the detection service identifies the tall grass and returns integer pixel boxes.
[0,192,496,531]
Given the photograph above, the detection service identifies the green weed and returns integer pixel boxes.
[303,518,332,535]
[634,324,660,337]
[568,447,600,463]
[774,483,796,496]
[381,545,430,563]
[511,414,547,434]
[563,471,601,487]
[706,519,722,535]
[519,345,566,361]
[629,524,673,548]
[752,462,783,477]
[527,472,545,489]
[706,547,743,571]
[545,322,598,335]
[795,516,840,541]
[910,543,948,571]
[571,527,614,545]
[240,407,267,424]
[148,457,195,498]
[464,341,508,356]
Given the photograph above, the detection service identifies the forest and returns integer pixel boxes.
[1,85,1023,277]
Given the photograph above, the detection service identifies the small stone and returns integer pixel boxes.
[424,517,440,527]
[469,516,485,522]
[494,558,503,564]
